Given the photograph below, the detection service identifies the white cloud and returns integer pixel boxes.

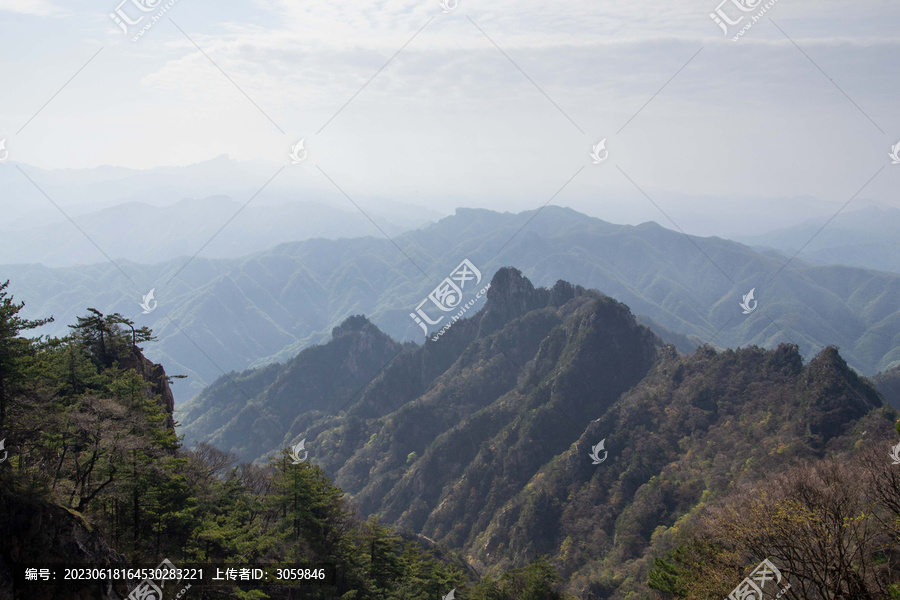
[0,0,63,16]
[1,0,898,215]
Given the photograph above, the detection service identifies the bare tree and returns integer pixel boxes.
[692,452,899,600]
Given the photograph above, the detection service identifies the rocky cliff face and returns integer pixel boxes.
[476,267,548,336]
[800,346,884,444]
[121,347,177,429]
[0,489,129,600]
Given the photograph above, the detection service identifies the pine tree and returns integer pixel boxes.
[0,280,52,430]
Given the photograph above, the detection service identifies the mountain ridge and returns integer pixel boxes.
[179,267,898,599]
[5,206,899,403]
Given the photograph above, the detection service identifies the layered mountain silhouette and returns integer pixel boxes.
[738,205,900,274]
[0,196,412,266]
[5,207,899,402]
[181,267,897,598]
[874,364,900,409]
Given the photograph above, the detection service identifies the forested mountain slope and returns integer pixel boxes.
[182,269,899,598]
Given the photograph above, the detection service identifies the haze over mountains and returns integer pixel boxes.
[0,195,413,266]
[2,155,441,262]
[4,206,899,403]
[4,155,892,265]
[5,0,900,596]
[737,205,900,274]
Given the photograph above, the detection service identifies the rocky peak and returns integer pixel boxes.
[478,267,548,336]
[548,279,585,307]
[802,345,883,443]
[332,314,373,339]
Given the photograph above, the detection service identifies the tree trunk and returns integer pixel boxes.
[0,377,6,431]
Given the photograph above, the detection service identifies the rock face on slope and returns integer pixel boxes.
[476,267,549,335]
[0,489,129,600]
[121,347,177,429]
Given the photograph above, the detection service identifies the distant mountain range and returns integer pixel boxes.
[181,267,898,598]
[4,207,899,402]
[2,154,441,228]
[2,154,443,268]
[0,195,412,266]
[738,205,900,274]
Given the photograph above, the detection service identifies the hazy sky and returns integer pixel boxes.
[1,0,898,217]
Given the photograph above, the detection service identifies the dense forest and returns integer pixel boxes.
[0,280,570,599]
[1,275,899,599]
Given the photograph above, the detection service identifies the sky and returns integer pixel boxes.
[0,0,898,224]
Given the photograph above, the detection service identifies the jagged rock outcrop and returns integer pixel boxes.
[800,346,884,444]
[120,347,177,429]
[477,268,548,336]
